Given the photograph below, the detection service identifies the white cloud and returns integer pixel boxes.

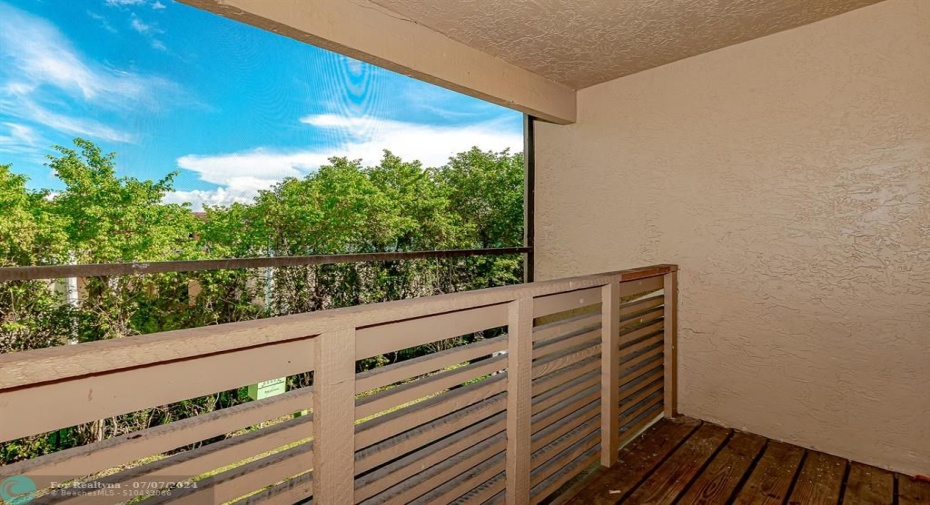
[0,4,173,106]
[128,13,168,51]
[151,1,167,10]
[105,0,146,6]
[0,122,42,157]
[87,11,118,33]
[14,100,135,143]
[164,187,255,208]
[130,15,152,33]
[172,115,522,209]
[0,3,181,144]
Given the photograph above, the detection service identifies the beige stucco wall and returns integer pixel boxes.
[535,0,929,476]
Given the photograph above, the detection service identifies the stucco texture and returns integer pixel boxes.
[535,0,929,476]
[371,0,881,89]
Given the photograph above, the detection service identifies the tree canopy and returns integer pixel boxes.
[0,138,525,462]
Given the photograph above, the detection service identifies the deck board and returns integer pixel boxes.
[568,417,699,504]
[898,475,930,505]
[732,440,805,505]
[676,431,767,504]
[844,463,894,505]
[787,450,847,504]
[624,423,730,504]
[568,416,918,505]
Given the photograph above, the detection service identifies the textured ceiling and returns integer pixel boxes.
[369,0,885,89]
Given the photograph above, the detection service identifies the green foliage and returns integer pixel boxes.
[0,139,525,463]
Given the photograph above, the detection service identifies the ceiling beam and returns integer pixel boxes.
[178,0,576,124]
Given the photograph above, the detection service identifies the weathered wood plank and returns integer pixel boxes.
[677,431,767,505]
[898,475,930,505]
[787,451,847,505]
[624,423,731,504]
[733,440,805,505]
[843,463,894,505]
[568,417,700,504]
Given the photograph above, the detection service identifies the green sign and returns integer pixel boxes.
[248,378,286,400]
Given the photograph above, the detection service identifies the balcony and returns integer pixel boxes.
[2,0,927,503]
[0,265,930,505]
[1,263,673,504]
[3,262,926,504]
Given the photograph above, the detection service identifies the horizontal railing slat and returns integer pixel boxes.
[532,287,601,318]
[355,355,506,420]
[0,337,315,443]
[355,375,506,450]
[0,387,311,487]
[354,394,506,475]
[356,304,508,360]
[355,336,506,393]
[533,313,600,344]
[361,433,506,504]
[354,412,505,502]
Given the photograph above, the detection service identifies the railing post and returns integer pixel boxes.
[663,269,679,418]
[600,279,621,467]
[506,297,533,505]
[312,328,356,505]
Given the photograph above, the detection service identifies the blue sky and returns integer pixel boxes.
[0,0,522,209]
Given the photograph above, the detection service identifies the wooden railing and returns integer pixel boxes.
[0,264,678,505]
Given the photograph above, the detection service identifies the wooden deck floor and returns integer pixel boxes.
[567,417,930,505]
